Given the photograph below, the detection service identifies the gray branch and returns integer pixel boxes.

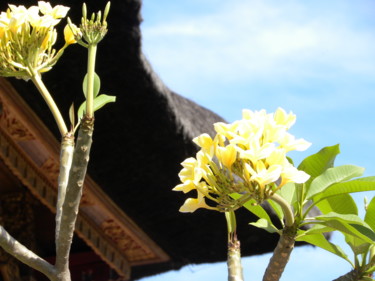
[55,136,74,247]
[55,117,94,281]
[0,225,56,280]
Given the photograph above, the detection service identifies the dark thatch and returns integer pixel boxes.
[1,0,287,279]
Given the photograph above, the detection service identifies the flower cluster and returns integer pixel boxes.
[173,108,311,213]
[0,2,75,79]
[71,2,110,47]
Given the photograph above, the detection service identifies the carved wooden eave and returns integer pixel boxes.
[0,77,169,280]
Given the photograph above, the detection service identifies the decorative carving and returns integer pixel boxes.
[75,216,131,280]
[101,219,155,263]
[0,101,34,141]
[40,157,60,184]
[80,190,95,206]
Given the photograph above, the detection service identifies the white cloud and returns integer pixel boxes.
[142,0,375,84]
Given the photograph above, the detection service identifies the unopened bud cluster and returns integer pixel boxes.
[73,2,110,46]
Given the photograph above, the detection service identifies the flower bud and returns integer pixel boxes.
[64,23,80,45]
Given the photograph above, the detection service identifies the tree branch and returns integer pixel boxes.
[0,225,57,280]
[55,117,94,281]
[262,226,297,281]
[55,135,74,247]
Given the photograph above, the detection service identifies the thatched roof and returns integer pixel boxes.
[0,0,285,279]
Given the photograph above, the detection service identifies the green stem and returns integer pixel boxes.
[55,134,74,247]
[86,44,97,118]
[225,212,244,281]
[30,70,68,136]
[55,117,94,281]
[270,193,294,227]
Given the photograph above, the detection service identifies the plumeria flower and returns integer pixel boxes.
[230,121,263,149]
[177,157,204,185]
[236,141,275,164]
[64,23,80,45]
[174,107,311,212]
[246,161,282,189]
[279,132,311,152]
[173,180,196,194]
[214,122,239,141]
[38,1,69,19]
[193,133,215,157]
[273,107,296,129]
[216,144,237,169]
[242,109,268,123]
[279,162,310,188]
[266,148,288,166]
[0,2,72,79]
[179,188,217,213]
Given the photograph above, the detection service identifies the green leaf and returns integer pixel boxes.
[298,144,340,182]
[277,182,296,207]
[364,266,375,276]
[315,194,358,215]
[300,224,334,235]
[240,197,281,231]
[267,199,283,225]
[69,103,75,128]
[240,197,271,220]
[345,234,371,256]
[365,196,375,231]
[306,165,364,200]
[313,177,375,202]
[296,232,351,264]
[316,212,375,244]
[82,72,101,98]
[78,94,116,120]
[92,94,116,112]
[297,145,340,205]
[250,218,279,234]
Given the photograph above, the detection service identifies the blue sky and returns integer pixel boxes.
[137,0,375,280]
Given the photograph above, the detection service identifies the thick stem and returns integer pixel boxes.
[30,71,68,136]
[262,226,296,281]
[227,235,244,281]
[332,270,361,281]
[55,134,74,247]
[225,212,244,281]
[85,44,97,118]
[0,225,57,280]
[333,261,375,281]
[55,117,94,281]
